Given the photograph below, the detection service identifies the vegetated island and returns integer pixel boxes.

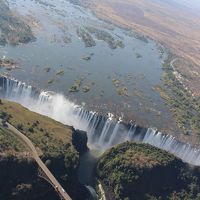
[0,58,19,70]
[0,0,35,46]
[0,99,90,200]
[85,26,125,49]
[97,141,200,200]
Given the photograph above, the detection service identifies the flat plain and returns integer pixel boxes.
[83,0,200,96]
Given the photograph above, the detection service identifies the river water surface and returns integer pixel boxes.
[0,0,177,132]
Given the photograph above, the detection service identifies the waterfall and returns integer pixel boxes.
[107,118,122,147]
[1,75,200,166]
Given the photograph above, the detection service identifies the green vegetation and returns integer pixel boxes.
[97,142,200,200]
[0,99,87,200]
[56,70,65,76]
[153,85,170,101]
[86,26,125,49]
[69,78,94,93]
[0,33,6,45]
[0,0,35,45]
[0,126,27,154]
[139,73,146,79]
[135,53,142,58]
[69,78,83,92]
[127,74,133,81]
[81,53,94,61]
[134,89,145,100]
[35,0,55,8]
[82,55,91,61]
[0,99,78,160]
[82,85,91,93]
[134,33,148,43]
[117,87,129,97]
[158,54,200,135]
[62,35,72,44]
[47,79,54,84]
[0,58,18,70]
[76,28,96,47]
[112,79,120,87]
[125,31,149,43]
[44,66,51,72]
[112,78,129,97]
[67,0,81,6]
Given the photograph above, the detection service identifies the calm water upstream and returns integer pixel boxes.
[0,0,177,132]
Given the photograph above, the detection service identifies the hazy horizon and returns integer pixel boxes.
[176,0,200,10]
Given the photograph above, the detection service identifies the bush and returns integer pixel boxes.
[28,127,34,133]
[17,124,23,131]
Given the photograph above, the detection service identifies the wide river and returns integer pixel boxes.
[0,0,178,132]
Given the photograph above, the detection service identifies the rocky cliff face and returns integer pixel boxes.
[72,128,89,154]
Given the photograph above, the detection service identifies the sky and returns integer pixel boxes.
[176,0,200,9]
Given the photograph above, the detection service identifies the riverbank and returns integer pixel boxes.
[79,0,200,97]
[154,52,200,145]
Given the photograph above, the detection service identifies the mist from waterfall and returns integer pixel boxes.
[1,75,200,166]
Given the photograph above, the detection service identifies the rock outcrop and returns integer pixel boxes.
[72,128,89,153]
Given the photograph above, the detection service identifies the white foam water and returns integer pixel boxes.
[1,75,200,165]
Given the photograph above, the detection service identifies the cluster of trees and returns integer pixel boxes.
[0,127,26,153]
[162,54,200,135]
[97,142,200,200]
[86,26,125,49]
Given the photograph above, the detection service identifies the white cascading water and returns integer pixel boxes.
[1,75,200,165]
[98,113,113,146]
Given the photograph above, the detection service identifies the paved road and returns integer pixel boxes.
[5,122,72,200]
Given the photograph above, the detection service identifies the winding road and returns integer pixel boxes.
[5,121,72,200]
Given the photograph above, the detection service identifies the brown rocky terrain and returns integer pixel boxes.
[81,0,200,96]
